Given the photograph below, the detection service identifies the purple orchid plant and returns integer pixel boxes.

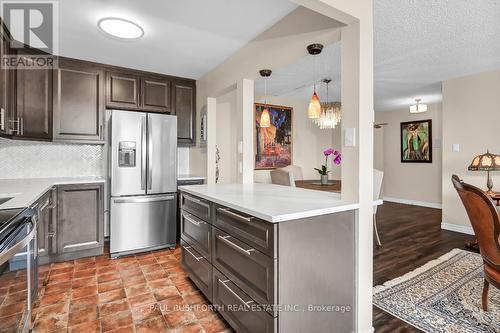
[314,148,341,175]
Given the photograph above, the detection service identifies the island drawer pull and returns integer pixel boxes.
[39,199,51,213]
[182,213,206,227]
[217,235,255,255]
[217,207,254,223]
[183,245,203,261]
[219,279,254,308]
[184,194,210,208]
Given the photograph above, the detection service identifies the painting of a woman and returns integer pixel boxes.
[400,119,432,163]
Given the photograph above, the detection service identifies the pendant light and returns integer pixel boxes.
[259,69,272,128]
[315,78,342,129]
[307,44,324,119]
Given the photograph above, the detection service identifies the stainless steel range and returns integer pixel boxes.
[110,110,177,257]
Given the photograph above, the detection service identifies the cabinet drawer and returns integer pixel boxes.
[180,211,210,260]
[215,205,276,258]
[213,228,276,313]
[181,193,211,222]
[181,240,212,301]
[213,268,277,333]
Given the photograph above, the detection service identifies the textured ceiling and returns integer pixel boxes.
[258,0,500,112]
[57,0,297,79]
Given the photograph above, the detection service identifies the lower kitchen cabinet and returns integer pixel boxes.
[36,187,56,264]
[56,183,104,257]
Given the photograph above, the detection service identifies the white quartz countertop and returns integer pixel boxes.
[179,183,383,223]
[177,174,206,181]
[0,177,106,210]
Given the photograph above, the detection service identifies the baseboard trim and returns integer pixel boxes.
[383,197,442,209]
[441,222,474,235]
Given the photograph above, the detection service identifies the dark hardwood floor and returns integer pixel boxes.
[373,202,476,332]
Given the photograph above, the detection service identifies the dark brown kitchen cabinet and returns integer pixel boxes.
[53,58,105,143]
[174,81,196,146]
[0,24,13,136]
[36,187,56,265]
[14,52,53,140]
[142,77,171,112]
[106,71,140,110]
[56,183,104,256]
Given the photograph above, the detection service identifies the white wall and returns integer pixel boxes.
[442,69,500,233]
[253,95,341,183]
[215,90,239,184]
[374,103,443,206]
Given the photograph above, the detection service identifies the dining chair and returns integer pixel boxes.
[452,175,500,311]
[279,165,304,181]
[270,169,295,187]
[373,169,384,246]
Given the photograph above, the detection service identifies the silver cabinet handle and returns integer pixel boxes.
[217,235,255,255]
[141,117,147,190]
[20,117,24,135]
[183,194,209,208]
[114,195,175,204]
[218,279,254,308]
[217,207,253,223]
[183,245,203,261]
[182,213,205,227]
[39,199,50,213]
[147,118,153,190]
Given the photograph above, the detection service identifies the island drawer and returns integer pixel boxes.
[181,193,211,222]
[213,268,277,333]
[181,211,211,260]
[214,205,276,258]
[213,227,277,313]
[181,240,212,301]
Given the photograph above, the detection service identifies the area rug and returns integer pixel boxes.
[373,249,499,333]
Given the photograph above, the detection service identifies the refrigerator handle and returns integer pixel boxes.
[148,118,153,190]
[141,117,147,190]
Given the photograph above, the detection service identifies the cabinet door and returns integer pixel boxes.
[141,77,171,113]
[173,81,196,146]
[0,27,13,136]
[15,55,53,140]
[53,58,104,142]
[57,184,104,254]
[36,189,56,263]
[106,71,140,109]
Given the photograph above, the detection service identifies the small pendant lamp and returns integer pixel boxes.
[259,69,272,128]
[306,43,324,119]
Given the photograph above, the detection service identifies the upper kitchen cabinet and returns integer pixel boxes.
[106,71,141,110]
[53,58,105,143]
[14,51,53,141]
[141,77,171,113]
[174,80,196,146]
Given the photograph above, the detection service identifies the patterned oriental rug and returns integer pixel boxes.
[374,249,499,333]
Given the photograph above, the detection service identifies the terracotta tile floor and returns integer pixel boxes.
[31,246,233,333]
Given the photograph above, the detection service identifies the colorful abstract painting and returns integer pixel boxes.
[254,103,293,169]
[400,119,432,163]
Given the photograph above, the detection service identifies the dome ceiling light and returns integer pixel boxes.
[98,17,144,39]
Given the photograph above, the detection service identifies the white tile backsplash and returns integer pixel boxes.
[178,147,190,175]
[0,137,105,179]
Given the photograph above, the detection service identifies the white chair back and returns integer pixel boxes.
[270,169,296,187]
[279,165,304,181]
[373,169,384,214]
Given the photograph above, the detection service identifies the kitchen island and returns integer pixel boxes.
[179,183,381,333]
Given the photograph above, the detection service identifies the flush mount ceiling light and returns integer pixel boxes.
[98,17,144,39]
[410,98,428,113]
[259,69,272,128]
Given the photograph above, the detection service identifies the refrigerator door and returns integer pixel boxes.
[110,194,177,255]
[111,111,147,196]
[147,113,177,194]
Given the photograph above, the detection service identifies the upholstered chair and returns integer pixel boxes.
[452,175,500,311]
[270,169,295,187]
[373,169,384,246]
[279,165,304,181]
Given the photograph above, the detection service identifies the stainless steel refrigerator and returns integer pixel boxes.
[110,110,177,257]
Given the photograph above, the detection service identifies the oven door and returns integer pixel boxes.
[0,215,37,333]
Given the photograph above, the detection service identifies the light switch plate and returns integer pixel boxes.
[452,144,460,152]
[344,128,356,147]
[238,141,243,154]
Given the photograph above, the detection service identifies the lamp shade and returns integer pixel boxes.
[308,92,321,119]
[260,108,271,128]
[468,151,500,171]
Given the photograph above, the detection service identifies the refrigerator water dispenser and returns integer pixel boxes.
[118,141,136,167]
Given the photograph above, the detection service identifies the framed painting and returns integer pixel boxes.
[254,103,293,170]
[400,119,432,163]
